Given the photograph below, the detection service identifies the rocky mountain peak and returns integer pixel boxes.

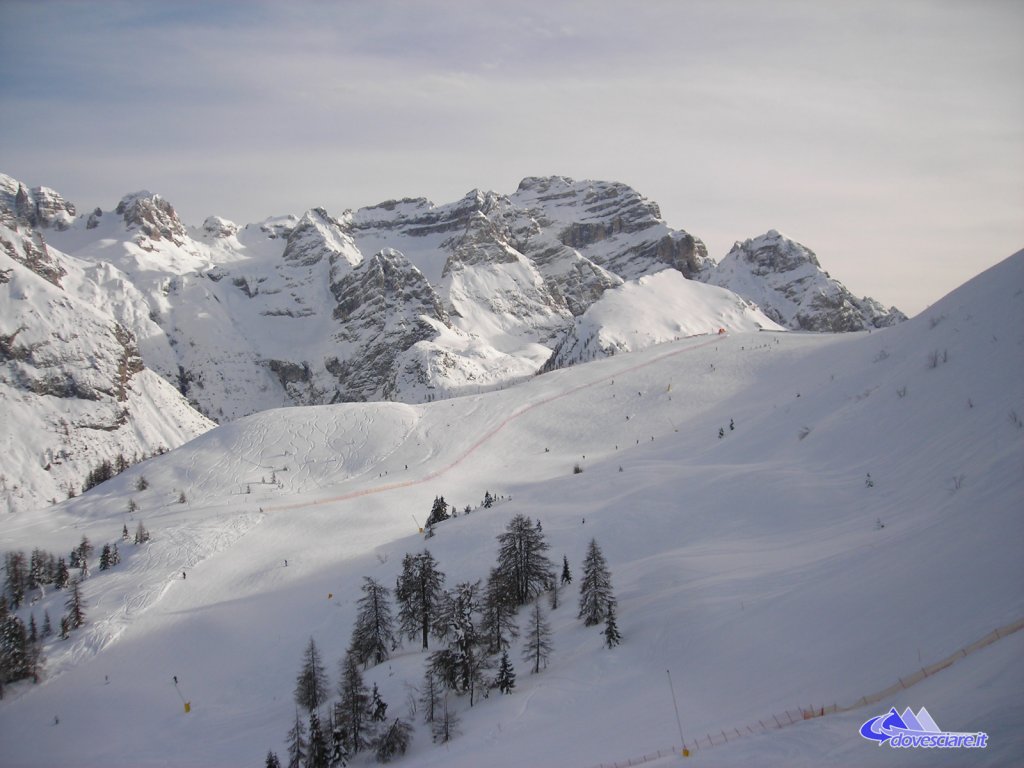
[202,216,239,238]
[0,174,76,230]
[282,207,360,268]
[704,230,906,331]
[728,229,823,274]
[115,191,187,245]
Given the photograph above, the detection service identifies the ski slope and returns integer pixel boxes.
[1,253,1021,767]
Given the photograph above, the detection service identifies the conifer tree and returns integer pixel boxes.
[134,521,150,544]
[54,557,69,589]
[336,650,372,755]
[431,694,459,744]
[64,578,86,630]
[577,538,615,627]
[373,717,413,763]
[75,536,94,572]
[560,554,572,585]
[369,682,388,722]
[0,611,30,695]
[41,610,52,638]
[306,711,328,768]
[425,495,450,528]
[495,650,515,694]
[99,544,111,571]
[350,578,396,668]
[295,637,329,713]
[327,706,349,767]
[495,514,554,607]
[4,551,27,609]
[265,750,282,768]
[479,567,518,655]
[286,708,308,768]
[394,550,445,650]
[419,666,443,725]
[603,600,621,648]
[522,602,552,674]
[429,581,490,706]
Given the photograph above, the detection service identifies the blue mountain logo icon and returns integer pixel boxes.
[859,707,988,749]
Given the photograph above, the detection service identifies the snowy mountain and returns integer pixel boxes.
[702,229,907,331]
[0,207,213,514]
[0,250,1018,767]
[2,172,902,514]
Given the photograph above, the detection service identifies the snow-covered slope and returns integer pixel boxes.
[0,252,1018,767]
[542,269,782,371]
[704,230,907,331]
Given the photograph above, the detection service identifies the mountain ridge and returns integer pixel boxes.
[2,171,905,514]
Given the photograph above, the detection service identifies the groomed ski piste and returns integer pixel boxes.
[1,253,1022,767]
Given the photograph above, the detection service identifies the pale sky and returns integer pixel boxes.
[2,0,1021,316]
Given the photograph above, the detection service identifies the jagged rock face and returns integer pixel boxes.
[704,230,907,331]
[328,249,449,401]
[0,171,906,440]
[116,191,188,245]
[0,174,76,230]
[202,216,238,238]
[283,208,361,268]
[0,210,213,513]
[0,210,66,287]
[512,176,712,279]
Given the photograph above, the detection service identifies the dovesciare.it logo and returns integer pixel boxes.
[860,707,988,749]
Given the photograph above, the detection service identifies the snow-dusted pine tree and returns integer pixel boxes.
[480,567,518,655]
[604,600,621,648]
[419,666,443,725]
[577,538,615,627]
[495,514,554,607]
[336,650,372,754]
[495,650,516,694]
[431,694,459,743]
[429,581,490,706]
[373,717,413,762]
[64,578,86,630]
[426,495,450,528]
[307,711,328,768]
[369,682,388,722]
[522,602,552,674]
[395,550,446,650]
[350,577,395,668]
[285,708,307,768]
[294,637,329,713]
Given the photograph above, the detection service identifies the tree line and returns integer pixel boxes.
[267,510,618,766]
[1,521,154,697]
